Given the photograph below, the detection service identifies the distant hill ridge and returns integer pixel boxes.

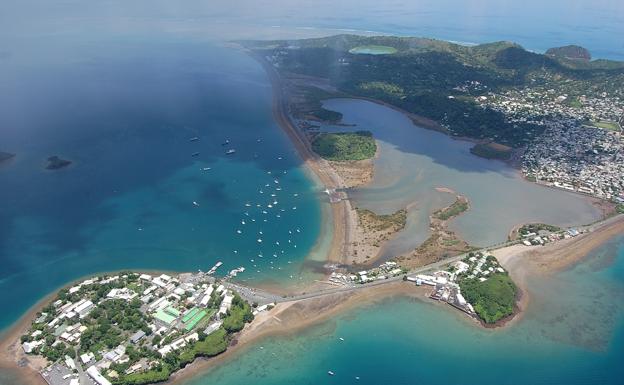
[243,34,624,148]
[248,34,623,71]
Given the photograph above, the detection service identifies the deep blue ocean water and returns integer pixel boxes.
[0,39,324,331]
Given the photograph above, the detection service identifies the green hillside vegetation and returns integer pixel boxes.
[459,273,517,324]
[244,35,624,147]
[312,131,376,161]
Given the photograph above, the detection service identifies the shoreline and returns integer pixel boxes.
[248,49,357,266]
[161,281,431,385]
[2,215,623,384]
[319,95,615,211]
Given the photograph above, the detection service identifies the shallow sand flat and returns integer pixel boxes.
[319,98,604,252]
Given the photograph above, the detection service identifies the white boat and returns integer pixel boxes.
[192,201,199,207]
[245,203,251,207]
[236,230,242,234]
[226,149,236,155]
[328,371,335,376]
[202,167,211,171]
[257,238,262,243]
[190,137,200,142]
[339,337,344,341]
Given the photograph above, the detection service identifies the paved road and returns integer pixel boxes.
[227,213,624,304]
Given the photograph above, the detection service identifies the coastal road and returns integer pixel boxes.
[228,213,624,305]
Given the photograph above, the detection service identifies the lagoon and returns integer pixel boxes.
[348,45,398,55]
[319,98,603,256]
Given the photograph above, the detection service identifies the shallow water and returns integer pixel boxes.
[188,236,624,385]
[320,98,602,255]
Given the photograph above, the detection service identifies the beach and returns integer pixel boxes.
[249,49,357,266]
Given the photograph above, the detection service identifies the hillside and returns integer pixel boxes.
[243,35,624,147]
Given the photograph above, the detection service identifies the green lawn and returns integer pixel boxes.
[312,131,376,161]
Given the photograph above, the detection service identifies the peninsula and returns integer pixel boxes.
[11,270,256,385]
[4,213,624,385]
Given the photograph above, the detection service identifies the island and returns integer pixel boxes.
[45,156,72,170]
[0,151,16,164]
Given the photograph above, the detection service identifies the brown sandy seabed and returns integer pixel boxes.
[3,49,623,384]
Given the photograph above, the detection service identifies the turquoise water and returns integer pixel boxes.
[0,40,325,331]
[188,236,624,385]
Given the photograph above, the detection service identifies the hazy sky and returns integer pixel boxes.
[1,0,622,58]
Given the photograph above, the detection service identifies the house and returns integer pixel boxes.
[87,366,112,385]
[130,330,146,344]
